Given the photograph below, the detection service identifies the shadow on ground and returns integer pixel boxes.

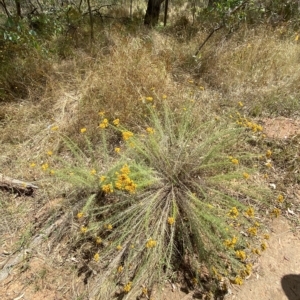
[281,274,300,300]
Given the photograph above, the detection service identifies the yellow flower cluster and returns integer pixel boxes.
[77,212,84,219]
[122,131,134,141]
[247,227,257,236]
[252,248,260,255]
[266,149,272,158]
[235,250,246,261]
[41,163,49,171]
[224,236,238,248]
[113,119,119,126]
[99,118,109,129]
[236,116,263,132]
[117,266,123,273]
[272,208,281,218]
[146,127,155,134]
[243,172,250,179]
[123,282,132,293]
[81,226,88,234]
[233,276,243,285]
[145,96,153,101]
[261,242,267,251]
[228,207,239,218]
[102,183,114,194]
[229,156,239,165]
[115,164,137,194]
[240,263,252,278]
[106,224,113,230]
[245,207,254,218]
[94,253,100,262]
[51,125,59,131]
[277,194,284,203]
[167,217,175,225]
[146,238,157,248]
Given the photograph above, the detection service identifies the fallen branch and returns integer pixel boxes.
[0,173,38,196]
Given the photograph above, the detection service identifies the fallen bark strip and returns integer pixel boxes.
[0,173,38,196]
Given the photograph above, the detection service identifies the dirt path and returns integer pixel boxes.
[225,216,300,300]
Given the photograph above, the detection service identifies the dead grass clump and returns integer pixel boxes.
[198,25,300,117]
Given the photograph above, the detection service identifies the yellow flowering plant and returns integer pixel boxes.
[50,100,274,298]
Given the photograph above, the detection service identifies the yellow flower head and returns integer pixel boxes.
[81,226,88,234]
[235,250,246,261]
[146,127,155,134]
[266,149,272,158]
[247,226,257,236]
[115,147,121,153]
[224,236,238,248]
[106,224,113,230]
[99,118,109,129]
[41,163,49,171]
[233,276,243,285]
[116,244,122,251]
[99,175,106,182]
[80,127,87,133]
[243,172,250,180]
[122,131,134,141]
[117,265,124,273]
[102,183,113,194]
[51,125,59,131]
[228,207,239,218]
[98,111,105,117]
[162,94,167,99]
[30,162,36,168]
[94,253,100,262]
[263,233,270,240]
[231,158,239,165]
[245,207,254,218]
[90,169,97,176]
[123,282,132,293]
[252,248,260,255]
[142,287,148,296]
[120,164,130,174]
[47,150,53,156]
[238,101,244,107]
[146,238,157,248]
[265,161,272,168]
[272,208,281,218]
[277,194,284,203]
[167,217,175,225]
[77,212,84,219]
[145,96,153,101]
[261,242,267,251]
[95,237,102,244]
[113,119,120,126]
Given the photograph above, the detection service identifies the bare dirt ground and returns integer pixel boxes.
[1,117,300,300]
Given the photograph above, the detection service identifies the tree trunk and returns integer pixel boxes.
[15,0,21,18]
[144,0,165,26]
